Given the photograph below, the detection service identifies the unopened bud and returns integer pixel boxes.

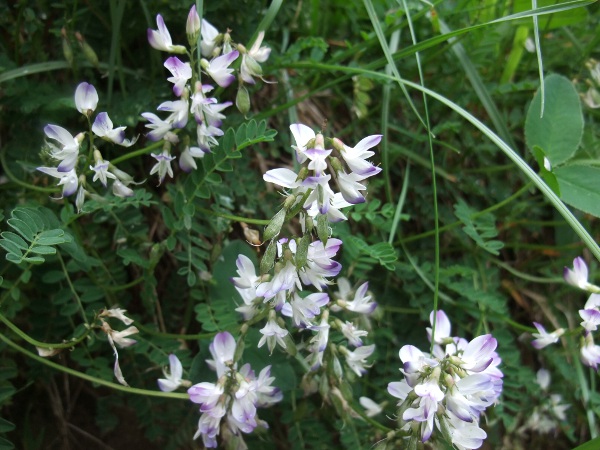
[330,156,343,173]
[283,194,296,211]
[296,167,309,182]
[236,85,250,115]
[332,137,345,152]
[186,5,201,47]
[315,133,325,149]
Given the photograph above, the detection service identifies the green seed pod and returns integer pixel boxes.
[62,37,73,66]
[295,234,311,269]
[317,213,329,245]
[236,84,250,115]
[260,239,277,275]
[263,208,286,241]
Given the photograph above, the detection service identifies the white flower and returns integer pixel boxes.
[158,354,184,392]
[200,19,219,57]
[37,167,78,197]
[112,180,134,198]
[359,396,383,417]
[44,125,81,172]
[147,14,186,53]
[240,31,271,84]
[343,344,375,377]
[164,57,192,97]
[204,51,239,88]
[340,321,368,347]
[142,112,172,141]
[339,281,376,314]
[334,134,382,177]
[564,257,596,291]
[74,82,98,116]
[150,150,176,184]
[258,318,288,354]
[90,159,116,187]
[427,309,452,344]
[531,322,564,349]
[289,123,315,164]
[99,307,133,325]
[157,99,189,129]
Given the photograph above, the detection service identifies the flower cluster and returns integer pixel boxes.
[263,124,382,222]
[387,310,503,449]
[185,332,282,448]
[143,6,271,183]
[37,82,138,211]
[532,257,600,369]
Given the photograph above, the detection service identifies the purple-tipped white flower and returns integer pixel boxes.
[307,313,330,370]
[338,281,376,314]
[142,112,172,141]
[581,333,600,369]
[158,354,184,392]
[44,125,82,172]
[204,51,239,87]
[531,322,564,349]
[150,150,175,185]
[37,167,78,197]
[340,321,368,347]
[564,256,596,291]
[290,123,315,164]
[147,14,186,53]
[282,291,329,327]
[157,99,189,129]
[90,159,115,187]
[92,112,137,146]
[258,318,288,354]
[74,82,98,116]
[179,145,206,173]
[207,331,237,377]
[335,134,383,177]
[197,122,223,151]
[343,344,375,377]
[164,57,192,97]
[359,396,383,417]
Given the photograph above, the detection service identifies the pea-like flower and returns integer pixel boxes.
[147,14,186,54]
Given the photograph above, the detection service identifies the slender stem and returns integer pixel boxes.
[0,149,57,193]
[195,207,269,226]
[0,332,189,400]
[111,140,163,165]
[0,313,91,349]
[57,252,89,324]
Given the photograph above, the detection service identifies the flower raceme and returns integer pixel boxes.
[38,82,137,210]
[186,332,282,448]
[263,124,382,223]
[387,310,502,449]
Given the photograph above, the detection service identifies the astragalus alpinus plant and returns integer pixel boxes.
[1,0,600,449]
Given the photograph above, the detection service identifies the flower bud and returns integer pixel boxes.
[186,5,201,47]
[329,156,343,173]
[314,133,325,149]
[317,213,329,245]
[332,137,345,153]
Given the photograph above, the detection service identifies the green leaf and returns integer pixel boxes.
[454,200,504,255]
[525,73,583,166]
[531,145,560,196]
[0,240,22,257]
[0,232,28,250]
[514,0,588,29]
[28,245,57,255]
[555,165,600,218]
[0,418,15,433]
[7,218,35,242]
[0,436,14,450]
[573,437,600,450]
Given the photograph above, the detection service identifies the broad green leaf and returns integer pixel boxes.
[555,165,600,218]
[525,74,583,165]
[0,240,22,257]
[573,436,600,450]
[22,256,45,264]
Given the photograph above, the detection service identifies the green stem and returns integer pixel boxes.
[111,140,163,165]
[0,313,91,349]
[0,332,189,400]
[196,207,269,226]
[57,252,89,324]
[0,149,57,193]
